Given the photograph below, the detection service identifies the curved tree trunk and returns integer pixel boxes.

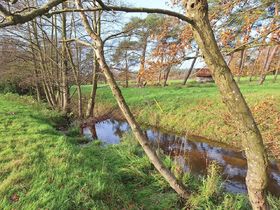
[185,1,268,209]
[76,0,189,199]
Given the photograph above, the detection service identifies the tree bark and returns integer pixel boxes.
[65,44,83,118]
[249,49,261,82]
[185,1,268,209]
[86,6,100,118]
[137,35,148,86]
[61,2,70,113]
[259,46,279,85]
[182,49,199,85]
[163,65,172,87]
[237,49,246,82]
[273,59,280,83]
[86,54,99,118]
[76,0,189,199]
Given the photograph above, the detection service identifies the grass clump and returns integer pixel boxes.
[186,163,250,210]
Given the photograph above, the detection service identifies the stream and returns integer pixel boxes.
[83,119,280,196]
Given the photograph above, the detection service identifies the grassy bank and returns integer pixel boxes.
[0,94,181,209]
[1,94,280,209]
[81,77,280,159]
[0,94,236,209]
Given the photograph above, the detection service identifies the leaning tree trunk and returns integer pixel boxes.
[182,49,199,85]
[237,49,246,83]
[95,41,188,198]
[259,46,279,85]
[185,1,268,209]
[76,0,189,199]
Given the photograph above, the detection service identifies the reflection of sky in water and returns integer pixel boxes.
[83,119,129,144]
[224,181,247,194]
[271,172,280,185]
[224,165,247,178]
[83,119,280,196]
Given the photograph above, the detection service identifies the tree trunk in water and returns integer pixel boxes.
[76,0,189,199]
[90,123,98,139]
[259,46,278,85]
[182,49,199,85]
[185,1,268,209]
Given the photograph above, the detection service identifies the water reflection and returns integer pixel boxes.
[83,119,280,196]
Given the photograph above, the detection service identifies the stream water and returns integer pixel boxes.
[83,119,280,196]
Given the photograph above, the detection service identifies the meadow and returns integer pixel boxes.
[1,76,280,209]
[0,94,264,209]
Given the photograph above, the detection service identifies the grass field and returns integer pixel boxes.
[0,94,181,209]
[1,92,280,209]
[79,76,280,159]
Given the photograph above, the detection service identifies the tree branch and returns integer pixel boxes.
[0,0,66,28]
[46,5,194,25]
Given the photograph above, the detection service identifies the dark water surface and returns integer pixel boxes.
[83,119,280,196]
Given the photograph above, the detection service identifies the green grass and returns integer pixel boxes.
[0,94,180,209]
[81,76,280,159]
[1,94,280,209]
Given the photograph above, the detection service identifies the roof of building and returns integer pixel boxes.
[196,68,212,77]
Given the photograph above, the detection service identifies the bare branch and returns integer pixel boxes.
[60,38,93,47]
[225,26,280,55]
[0,0,66,28]
[46,6,194,25]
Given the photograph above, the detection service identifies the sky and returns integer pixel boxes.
[125,0,171,9]
[121,0,182,19]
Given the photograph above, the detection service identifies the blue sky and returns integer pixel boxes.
[125,0,171,9]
